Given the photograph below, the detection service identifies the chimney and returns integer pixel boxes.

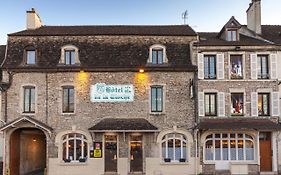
[26,8,42,30]
[246,0,261,34]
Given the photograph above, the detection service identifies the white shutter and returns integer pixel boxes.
[198,92,204,116]
[272,92,279,116]
[250,54,258,79]
[198,53,204,79]
[217,54,224,79]
[270,54,277,79]
[251,92,258,116]
[218,92,225,117]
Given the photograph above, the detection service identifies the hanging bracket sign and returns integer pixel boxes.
[91,83,134,102]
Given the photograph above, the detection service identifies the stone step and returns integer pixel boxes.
[215,170,231,175]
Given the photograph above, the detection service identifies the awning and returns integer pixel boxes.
[0,116,53,134]
[89,118,159,132]
[197,118,281,130]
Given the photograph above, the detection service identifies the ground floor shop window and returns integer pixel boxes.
[205,133,254,161]
[62,133,88,162]
[161,133,187,162]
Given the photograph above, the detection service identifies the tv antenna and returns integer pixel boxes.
[182,10,188,24]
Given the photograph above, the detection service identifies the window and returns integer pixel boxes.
[204,55,216,79]
[23,86,35,113]
[26,50,36,64]
[63,86,74,113]
[151,86,163,112]
[64,50,75,65]
[205,133,254,161]
[62,133,88,162]
[152,48,163,64]
[258,93,270,116]
[205,93,217,116]
[161,133,187,162]
[230,55,243,79]
[231,93,243,116]
[227,30,237,41]
[257,55,269,79]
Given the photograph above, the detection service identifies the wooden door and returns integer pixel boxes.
[260,132,272,172]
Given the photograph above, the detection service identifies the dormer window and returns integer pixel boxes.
[60,45,80,65]
[26,50,36,64]
[227,29,238,41]
[148,44,167,64]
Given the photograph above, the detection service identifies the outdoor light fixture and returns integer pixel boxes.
[32,138,37,142]
[139,69,144,73]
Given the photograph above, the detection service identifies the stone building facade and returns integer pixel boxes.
[0,9,199,175]
[193,0,281,174]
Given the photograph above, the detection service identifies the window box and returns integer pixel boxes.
[164,158,171,162]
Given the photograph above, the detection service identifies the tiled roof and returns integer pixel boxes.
[261,25,281,45]
[0,45,6,65]
[8,25,197,36]
[89,118,158,132]
[198,118,281,130]
[3,36,196,71]
[195,32,273,46]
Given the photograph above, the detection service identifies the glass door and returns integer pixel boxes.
[105,135,117,172]
[130,135,143,172]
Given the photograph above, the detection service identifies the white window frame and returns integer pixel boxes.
[60,45,80,65]
[161,133,188,163]
[62,133,88,163]
[203,133,255,162]
[148,44,168,64]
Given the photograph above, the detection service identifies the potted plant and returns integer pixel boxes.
[79,158,87,162]
[164,158,171,162]
[179,158,186,162]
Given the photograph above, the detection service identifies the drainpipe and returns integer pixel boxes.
[45,73,48,124]
[194,128,199,175]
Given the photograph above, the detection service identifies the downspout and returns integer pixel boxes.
[194,128,199,175]
[45,72,48,124]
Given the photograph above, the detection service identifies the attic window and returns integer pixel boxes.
[26,50,36,64]
[227,29,238,41]
[60,45,80,65]
[148,44,168,64]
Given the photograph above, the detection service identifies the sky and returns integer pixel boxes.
[0,0,280,45]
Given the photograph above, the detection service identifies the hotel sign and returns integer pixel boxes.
[91,83,134,102]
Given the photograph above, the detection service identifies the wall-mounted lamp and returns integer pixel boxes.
[139,69,144,73]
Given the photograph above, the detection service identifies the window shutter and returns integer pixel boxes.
[198,53,204,79]
[270,54,277,79]
[198,92,204,116]
[251,92,258,116]
[272,92,279,116]
[250,54,257,79]
[217,54,224,79]
[218,92,225,117]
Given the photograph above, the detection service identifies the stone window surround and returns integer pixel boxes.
[147,44,168,64]
[23,46,37,65]
[157,128,193,164]
[229,88,246,117]
[59,83,76,115]
[148,83,166,115]
[227,52,246,80]
[20,84,38,115]
[60,45,80,65]
[55,129,91,164]
[201,130,257,164]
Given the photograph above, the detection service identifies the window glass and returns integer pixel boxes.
[245,140,254,160]
[205,93,217,116]
[231,93,243,116]
[26,50,36,64]
[63,87,75,113]
[215,140,221,160]
[230,139,236,160]
[222,140,229,160]
[65,50,75,65]
[230,55,243,79]
[227,30,237,41]
[23,87,35,113]
[152,49,163,64]
[205,140,213,160]
[151,86,163,112]
[161,133,187,162]
[238,140,244,160]
[257,55,269,79]
[204,55,216,79]
[258,93,270,116]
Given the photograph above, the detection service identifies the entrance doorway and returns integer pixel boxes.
[259,132,272,172]
[10,128,46,175]
[130,135,143,172]
[105,135,117,172]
